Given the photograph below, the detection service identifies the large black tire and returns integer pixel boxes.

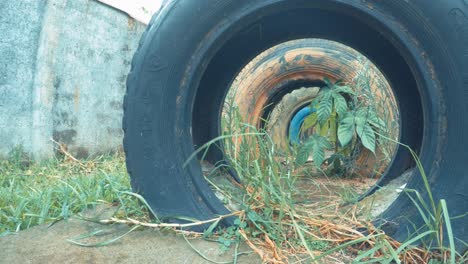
[124,0,468,248]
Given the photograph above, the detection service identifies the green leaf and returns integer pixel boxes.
[312,145,325,167]
[367,110,386,130]
[317,136,333,149]
[302,112,318,131]
[307,135,330,167]
[223,239,232,247]
[317,91,333,123]
[204,218,221,237]
[334,85,355,95]
[319,121,330,137]
[354,108,369,129]
[323,77,333,87]
[295,144,311,165]
[357,123,376,153]
[297,136,330,168]
[333,93,348,117]
[338,114,355,147]
[247,211,258,222]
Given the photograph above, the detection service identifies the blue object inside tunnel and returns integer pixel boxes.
[289,106,316,145]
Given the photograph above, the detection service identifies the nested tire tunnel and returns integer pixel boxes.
[123,0,468,248]
[227,38,399,178]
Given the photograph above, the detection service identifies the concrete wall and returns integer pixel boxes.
[0,0,146,159]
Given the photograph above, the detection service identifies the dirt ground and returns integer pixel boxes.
[0,169,410,264]
[0,206,260,264]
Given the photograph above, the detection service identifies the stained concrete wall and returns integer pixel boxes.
[0,0,146,159]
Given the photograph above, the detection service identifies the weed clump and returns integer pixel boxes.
[198,90,463,263]
[0,153,146,236]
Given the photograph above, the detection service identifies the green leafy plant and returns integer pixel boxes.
[301,78,355,145]
[338,106,385,154]
[295,134,333,167]
[215,111,457,263]
[217,218,247,251]
[314,78,354,123]
[296,78,385,174]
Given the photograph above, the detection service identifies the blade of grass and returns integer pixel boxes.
[67,225,139,247]
[233,241,240,264]
[353,244,382,263]
[314,234,382,261]
[119,191,159,222]
[440,199,456,264]
[359,257,389,264]
[291,215,318,264]
[183,132,265,168]
[203,218,221,238]
[68,230,105,240]
[181,233,233,264]
[395,230,435,254]
[382,239,401,264]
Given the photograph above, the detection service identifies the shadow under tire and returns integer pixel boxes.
[123,0,467,249]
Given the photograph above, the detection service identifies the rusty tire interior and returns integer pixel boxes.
[226,39,398,179]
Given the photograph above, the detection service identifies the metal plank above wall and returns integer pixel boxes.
[97,0,162,25]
